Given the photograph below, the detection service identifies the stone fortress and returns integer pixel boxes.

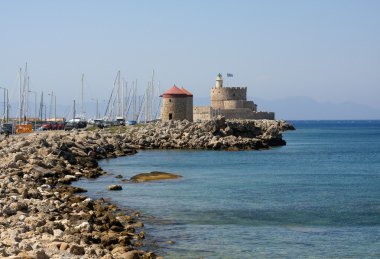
[160,74,274,122]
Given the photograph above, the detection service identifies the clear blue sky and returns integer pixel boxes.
[1,0,379,117]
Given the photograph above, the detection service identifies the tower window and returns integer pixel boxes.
[169,99,171,102]
[169,113,173,120]
[233,93,236,97]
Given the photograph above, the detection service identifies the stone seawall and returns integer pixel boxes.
[122,116,294,150]
[0,117,294,258]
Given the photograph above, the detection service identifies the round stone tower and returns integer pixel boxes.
[181,87,193,122]
[160,85,193,121]
[211,73,247,109]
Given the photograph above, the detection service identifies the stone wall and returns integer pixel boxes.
[244,101,257,111]
[220,109,275,120]
[161,96,188,121]
[193,106,212,121]
[211,87,247,109]
[194,107,275,121]
[223,100,245,109]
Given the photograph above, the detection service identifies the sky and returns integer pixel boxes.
[0,0,379,119]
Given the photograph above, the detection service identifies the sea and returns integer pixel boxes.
[74,120,380,258]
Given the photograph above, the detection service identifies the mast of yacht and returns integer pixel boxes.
[81,73,84,120]
[73,100,76,121]
[150,69,154,121]
[134,80,137,121]
[19,67,22,124]
[154,81,161,119]
[38,91,44,121]
[22,63,28,122]
[104,71,119,121]
[26,76,30,121]
[49,91,53,119]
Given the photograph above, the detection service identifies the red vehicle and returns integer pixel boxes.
[40,122,65,131]
[56,122,65,130]
[41,122,53,131]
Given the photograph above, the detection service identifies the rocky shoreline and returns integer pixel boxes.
[0,117,294,258]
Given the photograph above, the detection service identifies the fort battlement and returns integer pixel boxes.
[194,74,274,121]
[211,86,247,90]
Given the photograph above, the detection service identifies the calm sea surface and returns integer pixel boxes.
[74,121,380,258]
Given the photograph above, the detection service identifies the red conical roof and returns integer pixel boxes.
[181,87,193,97]
[160,85,188,97]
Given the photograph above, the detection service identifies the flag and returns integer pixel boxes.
[227,73,233,77]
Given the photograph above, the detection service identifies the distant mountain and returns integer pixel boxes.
[254,96,380,120]
[194,96,380,120]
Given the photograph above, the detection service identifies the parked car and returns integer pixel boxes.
[40,121,66,131]
[64,121,87,131]
[94,119,105,128]
[77,121,87,128]
[41,122,53,131]
[115,117,126,126]
[57,122,65,130]
[0,123,14,135]
[54,122,65,130]
[64,122,76,131]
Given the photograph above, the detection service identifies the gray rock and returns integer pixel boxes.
[69,244,85,255]
[108,185,122,191]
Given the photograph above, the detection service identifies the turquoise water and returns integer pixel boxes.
[75,121,380,258]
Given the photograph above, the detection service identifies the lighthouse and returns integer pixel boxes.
[215,73,223,88]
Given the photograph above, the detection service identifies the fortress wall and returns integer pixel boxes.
[250,111,275,120]
[223,100,245,109]
[211,87,247,102]
[193,106,212,121]
[243,101,256,110]
[211,100,225,109]
[219,108,255,120]
[193,107,275,121]
[161,97,188,121]
[219,109,275,120]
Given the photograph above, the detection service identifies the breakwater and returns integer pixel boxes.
[0,117,294,258]
[119,117,294,150]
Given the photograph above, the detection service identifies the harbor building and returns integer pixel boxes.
[160,85,193,122]
[193,74,275,121]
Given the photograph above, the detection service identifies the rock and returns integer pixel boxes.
[59,242,69,251]
[69,245,85,255]
[122,250,141,259]
[53,229,64,238]
[36,249,50,259]
[13,152,26,163]
[130,171,182,182]
[108,185,123,191]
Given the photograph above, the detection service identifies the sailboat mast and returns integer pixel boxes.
[73,99,76,120]
[19,67,22,123]
[81,73,84,116]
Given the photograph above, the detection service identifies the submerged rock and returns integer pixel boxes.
[130,171,182,182]
[108,184,123,191]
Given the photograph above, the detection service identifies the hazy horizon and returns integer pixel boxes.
[1,0,379,119]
